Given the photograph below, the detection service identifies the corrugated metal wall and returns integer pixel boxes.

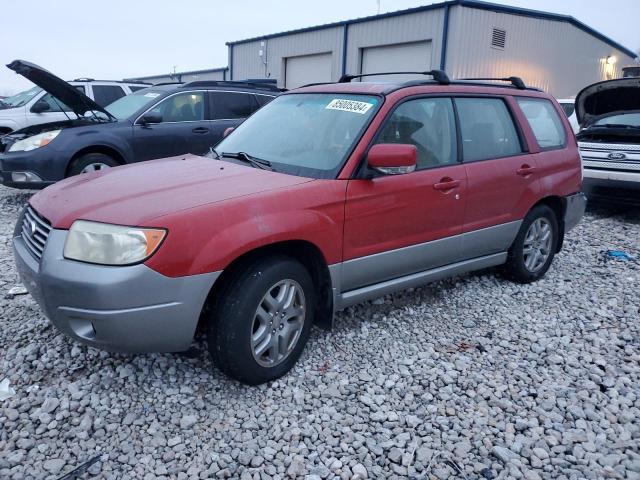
[446,5,635,97]
[230,27,344,86]
[345,9,445,74]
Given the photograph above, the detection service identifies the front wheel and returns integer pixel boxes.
[503,205,558,283]
[68,153,119,177]
[207,256,315,385]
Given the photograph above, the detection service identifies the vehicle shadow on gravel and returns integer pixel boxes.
[586,200,640,224]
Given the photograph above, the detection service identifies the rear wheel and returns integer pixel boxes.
[68,153,119,177]
[503,205,558,283]
[207,256,315,385]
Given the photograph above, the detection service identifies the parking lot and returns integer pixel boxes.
[0,183,638,479]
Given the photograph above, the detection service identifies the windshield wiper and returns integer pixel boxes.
[206,147,221,159]
[221,151,273,171]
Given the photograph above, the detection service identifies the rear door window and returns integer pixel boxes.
[517,98,567,149]
[455,97,523,162]
[92,85,126,107]
[210,92,260,119]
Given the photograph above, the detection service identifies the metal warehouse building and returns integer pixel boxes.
[226,0,636,97]
[125,67,228,85]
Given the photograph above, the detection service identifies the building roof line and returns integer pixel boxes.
[225,0,636,59]
[126,67,228,81]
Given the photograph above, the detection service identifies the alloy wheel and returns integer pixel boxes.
[81,163,111,173]
[523,218,552,273]
[251,279,306,367]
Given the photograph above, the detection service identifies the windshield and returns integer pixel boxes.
[592,112,640,128]
[215,93,381,178]
[105,89,162,119]
[0,86,41,109]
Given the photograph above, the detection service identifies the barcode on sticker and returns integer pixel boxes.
[326,98,373,114]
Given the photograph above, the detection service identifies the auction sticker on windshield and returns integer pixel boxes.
[326,98,374,114]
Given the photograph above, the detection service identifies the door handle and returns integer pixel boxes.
[517,164,536,176]
[192,127,209,134]
[433,177,460,191]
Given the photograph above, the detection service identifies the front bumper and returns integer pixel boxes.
[582,169,640,206]
[1,170,53,189]
[0,148,64,189]
[13,227,220,353]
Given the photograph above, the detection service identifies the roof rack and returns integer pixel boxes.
[152,81,184,86]
[461,76,527,89]
[338,70,450,85]
[180,80,282,92]
[71,78,152,85]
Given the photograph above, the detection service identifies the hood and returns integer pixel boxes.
[575,77,640,126]
[30,155,313,228]
[6,60,115,120]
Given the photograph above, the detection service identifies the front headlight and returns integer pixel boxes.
[64,220,166,266]
[8,129,61,152]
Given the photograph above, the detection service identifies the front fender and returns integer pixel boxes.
[191,209,338,273]
[0,119,20,132]
[144,180,347,278]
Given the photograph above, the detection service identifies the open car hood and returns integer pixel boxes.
[575,77,640,127]
[6,59,115,120]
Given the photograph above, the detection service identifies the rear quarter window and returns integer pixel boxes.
[517,98,567,149]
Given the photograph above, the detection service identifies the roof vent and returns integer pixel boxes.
[491,28,506,49]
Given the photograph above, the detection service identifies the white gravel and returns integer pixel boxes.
[0,185,638,480]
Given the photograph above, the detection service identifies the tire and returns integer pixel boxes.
[207,255,315,385]
[68,153,119,177]
[503,204,558,284]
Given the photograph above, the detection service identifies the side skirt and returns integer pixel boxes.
[332,252,507,310]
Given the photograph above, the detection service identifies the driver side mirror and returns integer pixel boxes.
[366,144,417,176]
[31,99,51,114]
[139,113,162,126]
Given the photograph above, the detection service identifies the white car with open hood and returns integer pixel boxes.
[576,77,640,205]
[0,61,148,135]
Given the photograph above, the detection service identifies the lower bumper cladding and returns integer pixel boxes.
[13,227,220,353]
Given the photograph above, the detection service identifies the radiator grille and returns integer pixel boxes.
[21,206,52,260]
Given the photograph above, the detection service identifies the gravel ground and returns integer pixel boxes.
[0,184,638,480]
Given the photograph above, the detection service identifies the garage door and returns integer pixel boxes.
[285,53,333,89]
[361,41,432,82]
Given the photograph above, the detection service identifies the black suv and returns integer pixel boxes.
[0,60,279,189]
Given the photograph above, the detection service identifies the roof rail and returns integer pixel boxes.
[73,77,95,82]
[338,70,450,85]
[152,81,184,86]
[461,76,527,89]
[180,80,282,92]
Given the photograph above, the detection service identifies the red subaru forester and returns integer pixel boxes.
[13,72,586,384]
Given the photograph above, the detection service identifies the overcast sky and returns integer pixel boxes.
[1,0,638,95]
